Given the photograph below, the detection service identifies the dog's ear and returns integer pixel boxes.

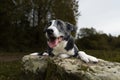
[66,22,77,32]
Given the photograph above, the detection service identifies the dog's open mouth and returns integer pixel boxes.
[47,36,63,48]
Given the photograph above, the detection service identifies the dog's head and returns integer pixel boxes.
[44,19,76,48]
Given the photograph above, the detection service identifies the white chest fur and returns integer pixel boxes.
[52,40,74,56]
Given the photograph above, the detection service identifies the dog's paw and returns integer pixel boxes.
[78,51,98,63]
[30,52,39,56]
[78,51,89,63]
[30,52,49,56]
[87,55,98,63]
[42,52,49,56]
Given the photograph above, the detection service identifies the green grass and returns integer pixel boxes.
[0,61,24,80]
[85,50,120,62]
[0,50,120,80]
[0,52,27,80]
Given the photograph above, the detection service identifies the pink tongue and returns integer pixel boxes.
[48,39,59,48]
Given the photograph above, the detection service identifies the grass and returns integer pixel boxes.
[0,50,120,80]
[0,61,23,80]
[85,50,120,62]
[0,52,27,80]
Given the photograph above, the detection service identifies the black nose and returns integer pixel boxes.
[46,29,53,35]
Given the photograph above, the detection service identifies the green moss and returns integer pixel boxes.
[44,59,82,80]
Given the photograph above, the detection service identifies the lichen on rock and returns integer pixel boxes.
[22,55,120,80]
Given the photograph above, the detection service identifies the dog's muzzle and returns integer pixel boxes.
[46,29,54,36]
[46,29,56,41]
[46,29,63,48]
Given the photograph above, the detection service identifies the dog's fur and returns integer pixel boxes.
[31,19,98,63]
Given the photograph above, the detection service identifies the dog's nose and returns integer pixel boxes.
[46,29,53,34]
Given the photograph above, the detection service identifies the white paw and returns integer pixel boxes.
[59,54,70,58]
[42,52,49,56]
[78,51,98,63]
[30,52,39,56]
[78,51,89,63]
[87,55,98,63]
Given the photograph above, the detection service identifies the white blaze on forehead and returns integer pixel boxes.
[47,20,60,37]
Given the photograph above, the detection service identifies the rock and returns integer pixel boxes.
[22,55,120,80]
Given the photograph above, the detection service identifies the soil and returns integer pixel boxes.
[0,55,24,62]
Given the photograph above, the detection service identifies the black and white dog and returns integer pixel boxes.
[31,19,98,63]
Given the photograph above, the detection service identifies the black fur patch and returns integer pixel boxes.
[45,46,54,56]
[64,36,74,51]
[73,45,79,57]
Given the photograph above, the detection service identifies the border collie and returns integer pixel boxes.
[31,19,98,63]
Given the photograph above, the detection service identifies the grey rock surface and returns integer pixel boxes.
[22,55,120,80]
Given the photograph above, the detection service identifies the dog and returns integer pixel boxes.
[31,19,98,63]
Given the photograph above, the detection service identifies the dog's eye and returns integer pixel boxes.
[48,22,52,26]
